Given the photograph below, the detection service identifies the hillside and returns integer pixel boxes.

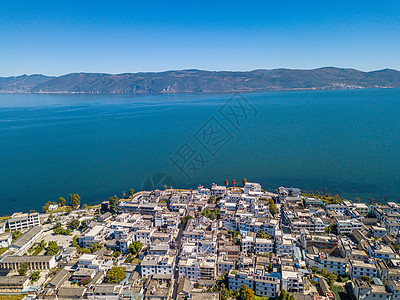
[0,74,53,92]
[1,68,400,94]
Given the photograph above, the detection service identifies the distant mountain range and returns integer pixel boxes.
[1,67,400,94]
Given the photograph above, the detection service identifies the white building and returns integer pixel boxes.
[244,183,262,195]
[7,212,40,231]
[135,228,156,245]
[255,238,274,255]
[353,279,392,300]
[9,225,43,255]
[336,219,363,235]
[141,254,175,277]
[228,268,280,298]
[281,270,305,293]
[79,225,107,248]
[0,233,12,248]
[275,231,294,257]
[368,242,397,259]
[349,260,378,279]
[305,253,347,275]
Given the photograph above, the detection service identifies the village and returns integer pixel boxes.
[1,180,400,300]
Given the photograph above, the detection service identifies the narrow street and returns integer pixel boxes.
[171,222,185,299]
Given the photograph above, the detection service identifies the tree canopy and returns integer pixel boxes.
[105,267,126,283]
[59,197,66,206]
[69,219,80,230]
[46,241,60,256]
[129,241,143,256]
[18,263,28,276]
[109,195,119,214]
[239,284,255,300]
[69,194,81,209]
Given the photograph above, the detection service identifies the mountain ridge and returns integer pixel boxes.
[1,67,400,94]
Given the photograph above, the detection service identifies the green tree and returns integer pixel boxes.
[268,198,279,215]
[209,195,217,204]
[59,197,66,207]
[46,241,60,256]
[129,241,143,256]
[69,219,80,230]
[109,195,119,214]
[311,266,317,273]
[12,230,22,241]
[360,275,372,283]
[112,250,121,257]
[30,271,40,282]
[69,194,81,209]
[18,263,29,276]
[181,215,192,226]
[278,289,288,300]
[42,201,53,212]
[128,189,135,198]
[239,284,255,300]
[105,267,126,283]
[256,230,268,238]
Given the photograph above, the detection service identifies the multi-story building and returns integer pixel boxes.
[217,254,235,276]
[8,225,43,255]
[281,269,305,293]
[278,187,301,204]
[368,242,397,259]
[0,255,56,270]
[78,225,107,248]
[336,219,363,235]
[349,260,379,279]
[228,268,280,298]
[255,238,274,255]
[244,183,262,195]
[305,253,347,275]
[275,231,294,257]
[7,212,40,231]
[353,279,392,300]
[135,228,156,245]
[141,254,175,277]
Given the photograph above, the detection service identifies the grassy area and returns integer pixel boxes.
[32,245,45,255]
[0,295,26,300]
[0,216,10,221]
[302,193,342,204]
[0,248,8,255]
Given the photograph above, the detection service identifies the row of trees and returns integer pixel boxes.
[224,178,248,187]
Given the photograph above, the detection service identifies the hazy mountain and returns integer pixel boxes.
[0,74,53,92]
[1,68,400,94]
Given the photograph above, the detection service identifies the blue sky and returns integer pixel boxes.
[0,0,399,76]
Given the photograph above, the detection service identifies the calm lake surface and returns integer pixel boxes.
[1,89,400,214]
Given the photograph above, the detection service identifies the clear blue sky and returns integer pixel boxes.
[1,0,399,76]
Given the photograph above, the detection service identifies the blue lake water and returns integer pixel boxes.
[0,89,400,215]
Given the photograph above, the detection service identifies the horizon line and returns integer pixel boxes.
[1,66,399,78]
